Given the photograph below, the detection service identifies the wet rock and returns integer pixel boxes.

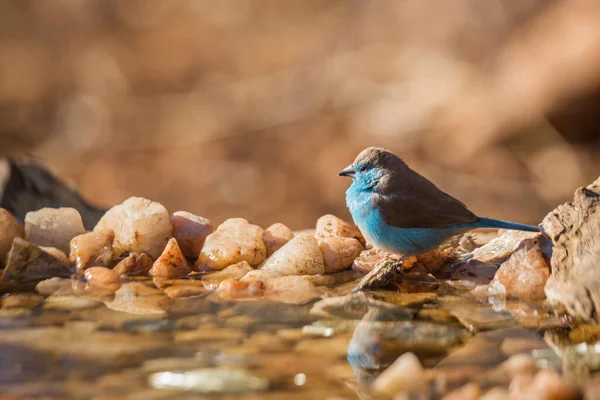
[542,176,600,321]
[509,369,580,400]
[113,253,154,276]
[1,293,44,309]
[490,238,550,301]
[451,260,498,284]
[69,229,114,273]
[242,234,324,281]
[105,282,169,315]
[397,271,440,293]
[262,276,323,304]
[304,270,361,286]
[311,292,415,321]
[94,197,172,259]
[0,208,24,258]
[148,368,269,393]
[372,352,425,395]
[154,278,207,299]
[442,383,482,400]
[175,327,245,342]
[352,248,387,273]
[84,266,121,294]
[24,207,86,253]
[201,261,253,290]
[197,218,266,270]
[171,211,213,258]
[149,238,190,278]
[262,223,294,256]
[44,294,103,310]
[35,277,72,296]
[465,229,540,266]
[217,279,265,300]
[1,238,71,292]
[440,296,515,332]
[315,214,365,245]
[319,237,363,274]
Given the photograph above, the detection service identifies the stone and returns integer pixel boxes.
[196,218,266,270]
[24,207,85,253]
[94,197,172,259]
[542,176,600,321]
[262,223,294,256]
[442,383,482,400]
[372,352,425,395]
[113,253,154,276]
[171,211,213,258]
[480,387,509,400]
[440,297,515,332]
[35,277,72,296]
[69,229,114,273]
[153,278,207,299]
[263,276,323,304]
[490,237,550,301]
[44,294,102,310]
[352,248,387,273]
[451,260,498,284]
[1,238,71,292]
[466,229,540,265]
[149,238,190,278]
[0,208,24,258]
[218,279,265,300]
[148,368,269,393]
[509,369,580,400]
[319,237,364,274]
[201,261,253,290]
[315,214,365,245]
[1,293,44,309]
[105,282,169,315]
[242,234,324,281]
[84,266,122,294]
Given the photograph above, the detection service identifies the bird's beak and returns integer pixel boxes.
[338,164,355,177]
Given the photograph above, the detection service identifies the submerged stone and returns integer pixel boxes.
[148,368,269,393]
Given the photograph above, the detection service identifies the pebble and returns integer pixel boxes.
[70,230,114,272]
[201,261,253,290]
[158,279,207,299]
[315,214,365,245]
[113,253,154,276]
[262,223,294,256]
[148,368,268,393]
[1,293,44,309]
[149,238,190,278]
[94,197,172,259]
[35,277,73,296]
[319,237,363,274]
[490,238,550,301]
[105,282,169,315]
[44,295,103,311]
[84,266,122,294]
[0,208,24,258]
[171,211,213,258]
[38,246,70,265]
[263,276,323,304]
[373,352,425,396]
[242,234,324,281]
[197,218,266,270]
[468,230,539,265]
[218,279,265,300]
[24,207,86,253]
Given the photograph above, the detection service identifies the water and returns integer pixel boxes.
[0,277,593,399]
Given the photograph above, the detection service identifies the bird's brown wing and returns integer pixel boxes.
[375,171,478,229]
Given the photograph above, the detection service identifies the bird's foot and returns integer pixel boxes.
[353,256,406,292]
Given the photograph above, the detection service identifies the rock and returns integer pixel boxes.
[242,234,324,281]
[1,293,44,309]
[35,277,72,296]
[113,253,154,276]
[105,282,169,315]
[452,260,498,284]
[481,387,509,400]
[218,279,265,300]
[196,218,266,270]
[1,238,71,292]
[149,238,190,278]
[372,352,425,395]
[263,276,323,304]
[304,270,361,286]
[44,294,103,310]
[262,223,294,256]
[84,266,121,294]
[201,261,253,290]
[39,246,70,265]
[171,211,213,258]
[490,237,550,301]
[352,248,388,273]
[315,214,365,245]
[153,277,207,298]
[24,207,86,253]
[542,176,600,321]
[319,237,364,274]
[148,368,269,393]
[94,197,172,259]
[466,229,540,265]
[509,369,580,400]
[440,296,515,332]
[442,383,482,400]
[0,208,24,258]
[69,229,114,273]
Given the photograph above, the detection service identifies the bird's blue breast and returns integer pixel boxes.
[346,184,471,254]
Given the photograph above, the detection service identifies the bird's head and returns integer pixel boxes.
[338,147,406,190]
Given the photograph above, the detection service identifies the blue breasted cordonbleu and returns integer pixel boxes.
[339,147,540,255]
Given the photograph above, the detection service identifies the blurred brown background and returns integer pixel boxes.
[1,0,600,229]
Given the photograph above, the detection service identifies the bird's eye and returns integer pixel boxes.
[359,165,368,172]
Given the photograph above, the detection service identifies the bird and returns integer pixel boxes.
[338,147,540,256]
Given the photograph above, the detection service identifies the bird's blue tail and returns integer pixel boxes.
[475,217,540,232]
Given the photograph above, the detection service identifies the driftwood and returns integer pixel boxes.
[543,176,600,321]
